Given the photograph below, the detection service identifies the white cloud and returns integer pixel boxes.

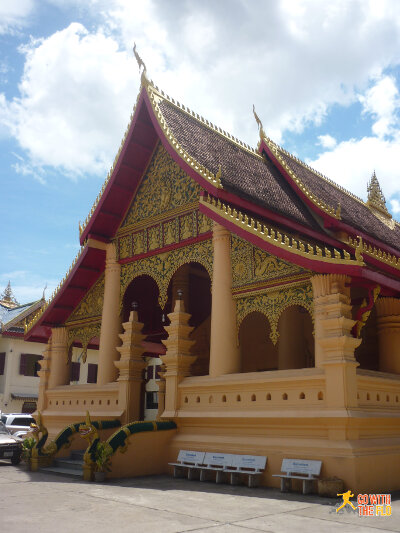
[0,0,35,35]
[0,22,137,177]
[391,199,400,214]
[308,135,400,206]
[318,134,337,149]
[0,271,58,304]
[2,0,400,181]
[359,75,400,137]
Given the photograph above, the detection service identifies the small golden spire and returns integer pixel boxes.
[253,104,266,141]
[367,171,390,216]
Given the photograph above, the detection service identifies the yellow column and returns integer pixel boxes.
[209,222,240,377]
[160,296,195,417]
[376,297,400,374]
[311,274,361,409]
[115,306,146,424]
[36,336,52,411]
[47,327,70,389]
[97,242,121,385]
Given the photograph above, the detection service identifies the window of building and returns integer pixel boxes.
[87,363,98,384]
[145,391,158,410]
[22,401,37,414]
[70,362,80,382]
[19,354,43,377]
[0,353,5,375]
[154,365,161,380]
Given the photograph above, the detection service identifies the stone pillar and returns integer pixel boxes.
[47,327,70,389]
[209,222,240,377]
[278,307,305,369]
[160,296,196,417]
[311,274,361,409]
[376,297,400,374]
[36,336,52,411]
[115,307,146,424]
[97,242,121,385]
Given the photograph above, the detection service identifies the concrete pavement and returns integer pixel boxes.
[0,461,398,532]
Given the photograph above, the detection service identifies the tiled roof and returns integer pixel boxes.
[159,100,319,231]
[275,148,400,252]
[0,301,40,330]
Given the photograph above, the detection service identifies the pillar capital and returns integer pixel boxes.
[212,221,230,241]
[375,297,400,317]
[311,274,350,299]
[51,327,68,346]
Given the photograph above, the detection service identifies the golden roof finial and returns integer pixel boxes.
[253,104,266,141]
[367,171,390,216]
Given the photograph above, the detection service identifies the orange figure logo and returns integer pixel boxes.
[336,490,357,512]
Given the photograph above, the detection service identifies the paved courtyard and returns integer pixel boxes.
[0,461,398,533]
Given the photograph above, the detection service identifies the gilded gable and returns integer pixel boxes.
[231,235,304,288]
[121,143,201,228]
[66,275,104,323]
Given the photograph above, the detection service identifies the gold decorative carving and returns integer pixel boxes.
[133,231,145,255]
[231,235,303,288]
[67,276,104,323]
[198,212,212,234]
[180,213,194,240]
[163,219,177,246]
[122,144,201,227]
[236,283,313,344]
[119,235,132,259]
[148,225,161,251]
[120,239,213,308]
[67,322,101,363]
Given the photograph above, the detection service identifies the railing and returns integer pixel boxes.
[46,383,119,413]
[357,369,400,409]
[178,368,326,414]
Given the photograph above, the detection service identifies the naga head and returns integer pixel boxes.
[79,411,98,444]
[30,411,46,442]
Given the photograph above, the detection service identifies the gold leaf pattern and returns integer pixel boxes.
[120,239,213,308]
[236,283,313,345]
[66,276,104,322]
[122,143,201,227]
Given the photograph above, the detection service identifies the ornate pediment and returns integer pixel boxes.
[121,143,202,229]
[66,276,104,323]
[231,235,304,288]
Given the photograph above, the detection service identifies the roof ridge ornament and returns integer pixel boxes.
[253,105,266,141]
[133,42,148,86]
[0,280,19,309]
[366,171,394,229]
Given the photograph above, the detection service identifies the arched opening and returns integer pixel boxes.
[239,312,278,372]
[277,306,314,369]
[122,275,163,420]
[167,262,212,376]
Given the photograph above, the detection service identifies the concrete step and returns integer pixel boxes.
[40,465,83,478]
[54,458,84,469]
[70,450,85,461]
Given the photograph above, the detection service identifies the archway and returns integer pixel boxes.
[239,312,278,372]
[277,305,314,369]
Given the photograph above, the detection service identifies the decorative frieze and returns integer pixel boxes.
[236,283,313,345]
[120,239,213,309]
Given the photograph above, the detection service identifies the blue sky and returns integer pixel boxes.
[1,0,400,304]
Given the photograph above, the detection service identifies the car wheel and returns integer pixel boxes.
[11,456,21,465]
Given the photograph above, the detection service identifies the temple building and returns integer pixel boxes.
[25,70,400,492]
[0,282,46,413]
